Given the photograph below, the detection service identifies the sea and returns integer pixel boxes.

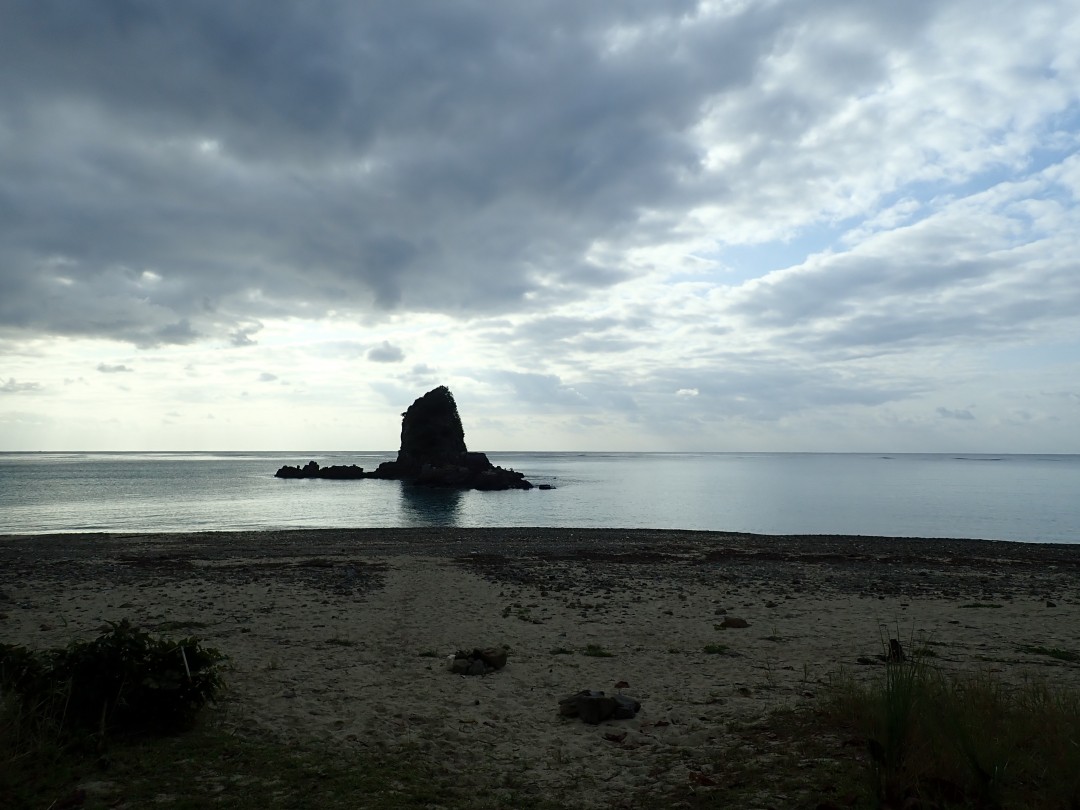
[1,452,1078,544]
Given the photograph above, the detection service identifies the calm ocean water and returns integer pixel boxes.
[0,452,1078,543]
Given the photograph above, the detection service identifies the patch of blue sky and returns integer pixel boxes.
[1034,100,1080,155]
[904,165,1028,209]
[673,115,1080,290]
[679,224,848,286]
[1026,143,1080,181]
[909,114,1080,207]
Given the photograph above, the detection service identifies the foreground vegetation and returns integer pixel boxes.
[0,713,577,809]
[3,626,1079,809]
[1,717,471,810]
[825,657,1080,809]
[0,622,559,809]
[661,658,1080,810]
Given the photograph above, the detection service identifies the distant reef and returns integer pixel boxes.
[274,386,541,491]
[273,461,367,480]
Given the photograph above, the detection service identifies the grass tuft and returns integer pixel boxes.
[824,659,1080,808]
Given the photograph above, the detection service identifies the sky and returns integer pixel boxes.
[1,0,1079,453]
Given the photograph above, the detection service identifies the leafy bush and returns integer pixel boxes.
[0,620,223,737]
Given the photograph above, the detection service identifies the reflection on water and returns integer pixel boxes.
[399,484,463,526]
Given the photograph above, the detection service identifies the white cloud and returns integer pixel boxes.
[0,1,1077,451]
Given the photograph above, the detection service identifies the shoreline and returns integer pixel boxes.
[3,529,1079,806]
[4,527,1079,599]
[5,523,1080,551]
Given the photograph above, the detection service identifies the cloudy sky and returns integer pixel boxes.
[2,0,1079,452]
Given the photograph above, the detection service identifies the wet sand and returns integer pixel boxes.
[2,529,1078,807]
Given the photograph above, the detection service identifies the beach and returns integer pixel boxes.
[2,529,1079,807]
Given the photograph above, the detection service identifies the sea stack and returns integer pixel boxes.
[397,385,469,470]
[275,386,534,490]
[371,386,533,490]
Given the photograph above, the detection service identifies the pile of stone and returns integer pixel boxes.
[558,690,641,725]
[448,646,509,676]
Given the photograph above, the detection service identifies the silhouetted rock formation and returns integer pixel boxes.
[371,387,533,490]
[274,460,366,480]
[275,386,535,491]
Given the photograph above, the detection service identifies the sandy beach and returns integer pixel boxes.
[2,528,1079,807]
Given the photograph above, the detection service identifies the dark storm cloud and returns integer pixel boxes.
[0,0,944,347]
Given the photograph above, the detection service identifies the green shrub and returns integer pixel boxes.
[0,620,224,737]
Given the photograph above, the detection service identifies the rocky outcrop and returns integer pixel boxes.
[274,460,366,479]
[369,387,533,490]
[275,386,535,491]
[399,385,468,467]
